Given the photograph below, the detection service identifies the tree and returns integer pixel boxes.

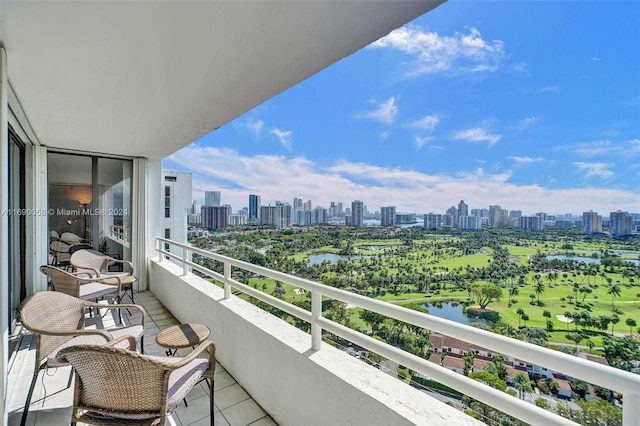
[607,283,621,309]
[484,354,507,380]
[516,308,525,328]
[512,372,532,400]
[522,313,530,327]
[534,280,545,302]
[626,318,637,336]
[471,283,502,309]
[272,281,286,299]
[359,310,386,334]
[534,397,550,409]
[575,398,622,426]
[469,371,506,391]
[463,351,475,376]
[566,332,582,348]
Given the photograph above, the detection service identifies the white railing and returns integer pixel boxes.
[109,225,130,246]
[155,237,640,426]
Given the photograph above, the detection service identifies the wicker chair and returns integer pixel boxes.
[71,249,137,304]
[61,231,88,244]
[57,338,216,426]
[40,265,124,302]
[18,291,146,426]
[50,239,72,269]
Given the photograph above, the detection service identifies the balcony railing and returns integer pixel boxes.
[108,224,130,247]
[156,237,640,426]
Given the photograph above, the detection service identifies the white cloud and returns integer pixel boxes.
[363,97,398,125]
[509,156,543,165]
[573,162,615,179]
[165,145,640,215]
[246,118,264,137]
[573,140,611,157]
[592,57,602,62]
[452,127,502,146]
[411,114,440,132]
[415,136,431,149]
[270,128,293,150]
[517,114,538,130]
[369,26,506,76]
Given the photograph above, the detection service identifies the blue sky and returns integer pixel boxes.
[164,1,639,216]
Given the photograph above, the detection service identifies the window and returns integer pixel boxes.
[164,176,177,182]
[164,229,170,250]
[165,186,171,196]
[165,208,171,218]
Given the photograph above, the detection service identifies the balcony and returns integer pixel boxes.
[7,237,640,426]
[7,291,277,426]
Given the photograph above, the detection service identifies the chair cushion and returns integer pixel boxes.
[79,282,120,300]
[145,355,209,413]
[48,325,144,367]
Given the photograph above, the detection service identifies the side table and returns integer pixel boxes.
[156,323,211,357]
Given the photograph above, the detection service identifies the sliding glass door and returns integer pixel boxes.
[47,153,133,262]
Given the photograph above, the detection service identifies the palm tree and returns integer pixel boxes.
[463,351,474,376]
[607,283,621,309]
[534,280,545,303]
[512,372,532,400]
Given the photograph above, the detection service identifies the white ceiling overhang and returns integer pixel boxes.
[2,1,444,160]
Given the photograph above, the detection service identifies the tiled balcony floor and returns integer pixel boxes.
[7,291,277,426]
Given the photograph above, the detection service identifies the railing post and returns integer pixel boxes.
[157,238,162,262]
[311,290,321,351]
[182,246,188,276]
[223,262,231,299]
[624,391,640,426]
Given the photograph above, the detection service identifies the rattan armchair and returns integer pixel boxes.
[57,337,216,426]
[40,265,123,301]
[18,291,146,426]
[71,249,137,304]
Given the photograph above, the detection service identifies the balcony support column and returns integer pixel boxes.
[624,392,640,426]
[311,290,321,351]
[223,262,231,299]
[0,46,8,426]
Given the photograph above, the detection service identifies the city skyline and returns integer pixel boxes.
[164,1,640,215]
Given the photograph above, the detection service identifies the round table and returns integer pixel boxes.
[155,323,211,356]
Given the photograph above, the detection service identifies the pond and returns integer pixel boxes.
[546,255,639,265]
[420,301,490,325]
[307,253,369,265]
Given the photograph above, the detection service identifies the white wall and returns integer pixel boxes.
[149,259,480,426]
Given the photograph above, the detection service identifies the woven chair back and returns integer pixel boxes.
[71,249,110,273]
[60,344,170,420]
[19,291,86,364]
[40,265,84,298]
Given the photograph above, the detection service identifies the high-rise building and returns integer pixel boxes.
[162,171,192,255]
[459,216,481,230]
[509,210,522,219]
[457,200,468,224]
[582,210,602,235]
[610,211,632,238]
[260,205,279,227]
[292,198,303,225]
[201,205,228,230]
[424,213,443,230]
[248,194,261,221]
[520,216,544,232]
[351,200,364,227]
[380,206,396,227]
[314,207,327,224]
[303,200,312,211]
[277,202,292,229]
[489,205,506,227]
[204,191,221,207]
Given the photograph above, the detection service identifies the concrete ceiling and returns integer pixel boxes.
[1,1,444,160]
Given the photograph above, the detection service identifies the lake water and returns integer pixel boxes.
[307,253,370,265]
[546,255,639,265]
[420,301,489,325]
